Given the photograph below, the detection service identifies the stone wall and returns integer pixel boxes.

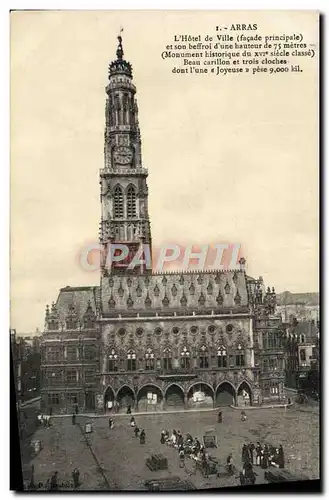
[101,315,253,370]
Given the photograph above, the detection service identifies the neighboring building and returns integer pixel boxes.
[40,290,100,413]
[12,331,42,402]
[40,36,286,414]
[16,334,41,357]
[11,329,42,404]
[10,329,21,405]
[276,291,319,323]
[284,319,319,389]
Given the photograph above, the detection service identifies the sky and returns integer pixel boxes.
[10,10,319,333]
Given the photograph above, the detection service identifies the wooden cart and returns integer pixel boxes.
[202,426,218,448]
[265,470,309,483]
[144,477,196,491]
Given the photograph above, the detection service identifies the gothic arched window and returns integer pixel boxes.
[108,348,118,372]
[127,186,137,218]
[180,346,190,370]
[110,96,116,124]
[123,93,129,125]
[163,347,172,372]
[145,347,155,371]
[66,308,78,330]
[235,342,245,367]
[115,94,121,110]
[113,185,124,218]
[84,316,95,330]
[217,345,227,368]
[199,345,209,369]
[123,93,129,111]
[127,349,137,371]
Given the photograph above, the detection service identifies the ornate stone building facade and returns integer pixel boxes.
[40,37,286,413]
[40,288,100,413]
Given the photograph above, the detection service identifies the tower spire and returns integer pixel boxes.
[101,33,152,275]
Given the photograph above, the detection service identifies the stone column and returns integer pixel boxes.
[252,386,262,405]
[184,394,188,410]
[279,381,286,402]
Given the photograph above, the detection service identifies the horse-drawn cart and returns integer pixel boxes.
[194,456,220,478]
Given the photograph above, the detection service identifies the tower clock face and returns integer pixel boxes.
[113,146,133,165]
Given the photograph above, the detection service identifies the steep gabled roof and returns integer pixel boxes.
[55,286,100,325]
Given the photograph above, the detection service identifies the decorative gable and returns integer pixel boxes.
[198,292,205,306]
[180,292,187,307]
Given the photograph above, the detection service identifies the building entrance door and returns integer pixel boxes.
[85,391,95,411]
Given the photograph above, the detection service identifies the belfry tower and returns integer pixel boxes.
[100,35,152,275]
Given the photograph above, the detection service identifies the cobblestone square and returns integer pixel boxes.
[22,405,319,491]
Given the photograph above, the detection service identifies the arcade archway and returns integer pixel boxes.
[104,386,115,413]
[187,383,214,408]
[137,385,163,412]
[237,381,252,406]
[215,381,236,407]
[116,386,135,413]
[165,384,185,409]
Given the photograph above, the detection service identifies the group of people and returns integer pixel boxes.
[217,410,246,423]
[108,414,147,444]
[159,429,213,473]
[37,414,51,428]
[129,416,146,444]
[48,469,80,490]
[160,429,202,453]
[241,442,285,470]
[106,406,285,487]
[236,443,284,486]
